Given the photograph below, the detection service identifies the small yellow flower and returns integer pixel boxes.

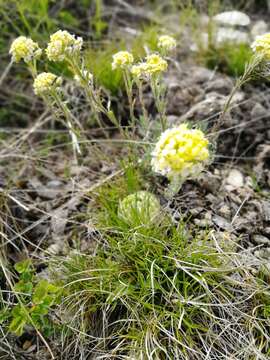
[151,124,209,181]
[112,51,134,70]
[145,54,168,75]
[131,55,168,79]
[46,30,83,62]
[118,191,160,226]
[251,33,270,59]
[33,72,62,96]
[9,36,42,63]
[158,35,177,52]
[130,63,148,78]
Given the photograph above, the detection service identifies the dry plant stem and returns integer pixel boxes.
[0,259,55,360]
[0,60,13,87]
[212,54,264,140]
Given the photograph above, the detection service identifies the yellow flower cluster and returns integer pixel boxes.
[33,72,62,96]
[151,124,209,180]
[9,36,42,63]
[130,54,168,78]
[46,30,83,62]
[130,63,148,78]
[158,35,177,52]
[112,51,134,70]
[118,191,160,226]
[251,33,270,59]
[145,54,168,74]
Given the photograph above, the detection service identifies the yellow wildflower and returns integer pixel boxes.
[130,63,148,78]
[9,36,42,63]
[33,72,62,96]
[158,35,177,52]
[118,191,160,226]
[151,124,209,180]
[145,54,168,75]
[131,55,168,78]
[112,51,134,70]
[251,33,270,59]
[46,30,83,62]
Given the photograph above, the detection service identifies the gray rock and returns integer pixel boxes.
[167,115,180,127]
[253,235,270,246]
[215,27,249,45]
[47,180,63,188]
[212,215,234,232]
[225,169,244,190]
[191,66,214,83]
[206,77,234,95]
[251,103,268,119]
[213,11,251,27]
[254,248,270,260]
[262,201,270,221]
[181,92,226,121]
[251,20,268,39]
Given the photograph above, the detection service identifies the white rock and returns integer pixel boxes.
[226,169,244,189]
[215,27,249,45]
[251,20,268,39]
[213,11,251,27]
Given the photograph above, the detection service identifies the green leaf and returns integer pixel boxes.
[9,305,28,336]
[58,11,79,27]
[33,279,49,304]
[15,260,32,274]
[14,280,33,295]
[0,308,10,323]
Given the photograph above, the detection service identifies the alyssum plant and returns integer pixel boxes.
[9,31,213,195]
[7,29,270,359]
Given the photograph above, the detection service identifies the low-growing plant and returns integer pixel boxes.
[3,259,62,337]
[203,42,253,76]
[52,172,270,358]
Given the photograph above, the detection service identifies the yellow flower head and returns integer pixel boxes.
[131,55,168,79]
[151,124,210,181]
[46,30,83,62]
[130,63,148,78]
[251,33,270,59]
[145,54,168,75]
[118,191,160,226]
[9,36,42,63]
[158,35,177,52]
[112,51,134,70]
[33,72,62,96]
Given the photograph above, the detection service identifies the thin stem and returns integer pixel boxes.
[151,76,167,131]
[137,80,149,128]
[51,91,81,161]
[123,69,136,126]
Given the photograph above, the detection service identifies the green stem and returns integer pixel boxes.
[151,76,167,131]
[123,69,136,126]
[137,80,149,128]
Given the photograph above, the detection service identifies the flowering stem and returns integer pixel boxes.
[137,80,149,132]
[67,57,117,136]
[123,69,136,128]
[151,76,167,131]
[67,57,104,127]
[51,91,81,162]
